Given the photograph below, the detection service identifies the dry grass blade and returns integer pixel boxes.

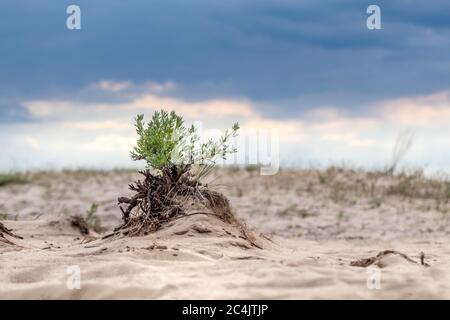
[387,129,415,174]
[0,222,23,245]
[350,250,430,268]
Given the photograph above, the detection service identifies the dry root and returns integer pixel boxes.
[69,216,90,235]
[113,166,200,236]
[350,250,430,268]
[0,222,23,245]
[108,166,261,248]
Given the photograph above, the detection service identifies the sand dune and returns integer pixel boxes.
[1,168,450,299]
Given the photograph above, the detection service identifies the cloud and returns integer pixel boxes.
[242,117,306,143]
[95,80,133,92]
[2,0,450,123]
[93,80,177,94]
[380,91,450,126]
[18,136,40,150]
[18,87,450,150]
[132,94,254,119]
[145,81,177,94]
[320,132,377,147]
[1,1,450,172]
[22,89,255,125]
[3,85,450,172]
[60,120,129,130]
[23,100,79,120]
[81,134,135,152]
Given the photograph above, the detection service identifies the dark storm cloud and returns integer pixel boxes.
[1,0,450,121]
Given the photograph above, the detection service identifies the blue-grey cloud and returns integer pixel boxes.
[1,0,450,122]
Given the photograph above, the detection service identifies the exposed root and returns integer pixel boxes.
[69,216,90,235]
[0,222,23,245]
[350,250,430,268]
[108,166,261,248]
[197,188,261,248]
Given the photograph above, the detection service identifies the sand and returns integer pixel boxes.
[1,168,450,299]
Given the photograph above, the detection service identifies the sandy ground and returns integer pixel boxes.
[1,168,450,299]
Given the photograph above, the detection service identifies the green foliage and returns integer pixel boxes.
[131,110,239,173]
[85,203,100,230]
[0,173,29,187]
[131,111,184,170]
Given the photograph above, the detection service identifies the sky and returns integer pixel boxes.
[1,0,450,173]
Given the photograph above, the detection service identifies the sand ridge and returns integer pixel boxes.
[1,168,449,299]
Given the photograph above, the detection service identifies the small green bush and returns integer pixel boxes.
[115,110,241,236]
[131,110,239,175]
[85,203,100,230]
